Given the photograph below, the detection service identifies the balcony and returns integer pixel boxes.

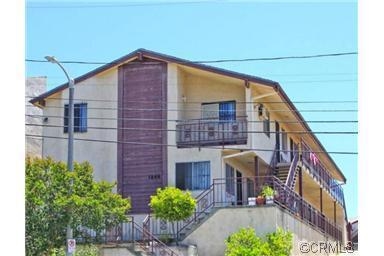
[301,141,345,206]
[144,175,343,243]
[176,118,247,148]
[213,176,343,242]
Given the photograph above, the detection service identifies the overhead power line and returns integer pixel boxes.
[39,80,357,88]
[25,134,358,155]
[25,123,358,135]
[25,51,357,65]
[25,95,357,104]
[25,114,359,124]
[41,72,357,78]
[25,105,358,113]
[27,1,220,9]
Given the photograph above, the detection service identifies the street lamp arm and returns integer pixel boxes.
[45,56,74,87]
[55,61,74,87]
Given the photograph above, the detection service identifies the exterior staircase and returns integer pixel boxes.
[177,208,217,241]
[274,153,300,190]
[274,162,291,183]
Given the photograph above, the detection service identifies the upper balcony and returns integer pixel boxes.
[301,141,345,206]
[176,118,248,148]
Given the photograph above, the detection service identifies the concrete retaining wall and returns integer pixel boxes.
[182,206,339,256]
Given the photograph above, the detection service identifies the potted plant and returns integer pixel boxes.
[256,194,265,205]
[261,185,275,205]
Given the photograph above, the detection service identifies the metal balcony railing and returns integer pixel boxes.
[301,141,345,206]
[176,118,247,147]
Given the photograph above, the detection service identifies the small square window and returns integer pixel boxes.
[64,103,88,133]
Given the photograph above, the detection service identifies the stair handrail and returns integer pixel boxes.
[285,152,299,189]
[131,219,180,256]
[176,183,214,238]
[142,213,151,241]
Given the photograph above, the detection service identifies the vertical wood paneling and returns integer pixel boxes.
[118,60,167,213]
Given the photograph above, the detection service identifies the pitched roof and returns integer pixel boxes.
[29,48,346,182]
[30,48,280,104]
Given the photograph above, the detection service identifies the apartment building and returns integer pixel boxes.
[31,49,348,255]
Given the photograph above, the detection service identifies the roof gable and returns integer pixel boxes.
[29,48,279,105]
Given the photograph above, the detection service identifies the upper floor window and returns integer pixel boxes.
[176,161,210,190]
[259,104,270,137]
[202,101,236,121]
[64,103,88,133]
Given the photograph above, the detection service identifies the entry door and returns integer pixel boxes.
[290,138,294,161]
[236,171,243,205]
[275,122,280,162]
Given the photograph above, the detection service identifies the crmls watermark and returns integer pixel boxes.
[299,241,355,254]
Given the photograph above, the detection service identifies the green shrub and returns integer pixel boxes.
[50,244,99,256]
[225,227,293,256]
[266,227,293,256]
[225,228,269,256]
[149,187,196,244]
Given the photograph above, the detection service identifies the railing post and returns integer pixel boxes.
[198,120,201,149]
[151,229,154,254]
[131,218,134,244]
[222,121,225,148]
[176,221,179,242]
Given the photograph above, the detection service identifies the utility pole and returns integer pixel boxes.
[45,56,75,256]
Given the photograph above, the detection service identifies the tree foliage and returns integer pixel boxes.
[25,157,131,256]
[149,187,196,243]
[225,227,293,256]
[149,187,196,222]
[225,228,269,256]
[266,228,293,256]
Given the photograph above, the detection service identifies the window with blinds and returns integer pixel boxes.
[176,161,211,190]
[201,101,236,121]
[64,103,88,133]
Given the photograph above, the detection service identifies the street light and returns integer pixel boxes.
[45,56,75,256]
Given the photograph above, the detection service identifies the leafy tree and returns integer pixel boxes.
[266,227,293,256]
[225,227,293,256]
[25,157,131,256]
[149,187,196,244]
[225,228,269,256]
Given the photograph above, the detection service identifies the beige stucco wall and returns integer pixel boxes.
[167,64,231,197]
[252,114,276,163]
[183,206,340,256]
[182,72,246,120]
[42,69,118,184]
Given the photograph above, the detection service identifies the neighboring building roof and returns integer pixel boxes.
[29,48,347,182]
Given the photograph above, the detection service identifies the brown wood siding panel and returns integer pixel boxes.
[117,66,124,195]
[118,61,167,214]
